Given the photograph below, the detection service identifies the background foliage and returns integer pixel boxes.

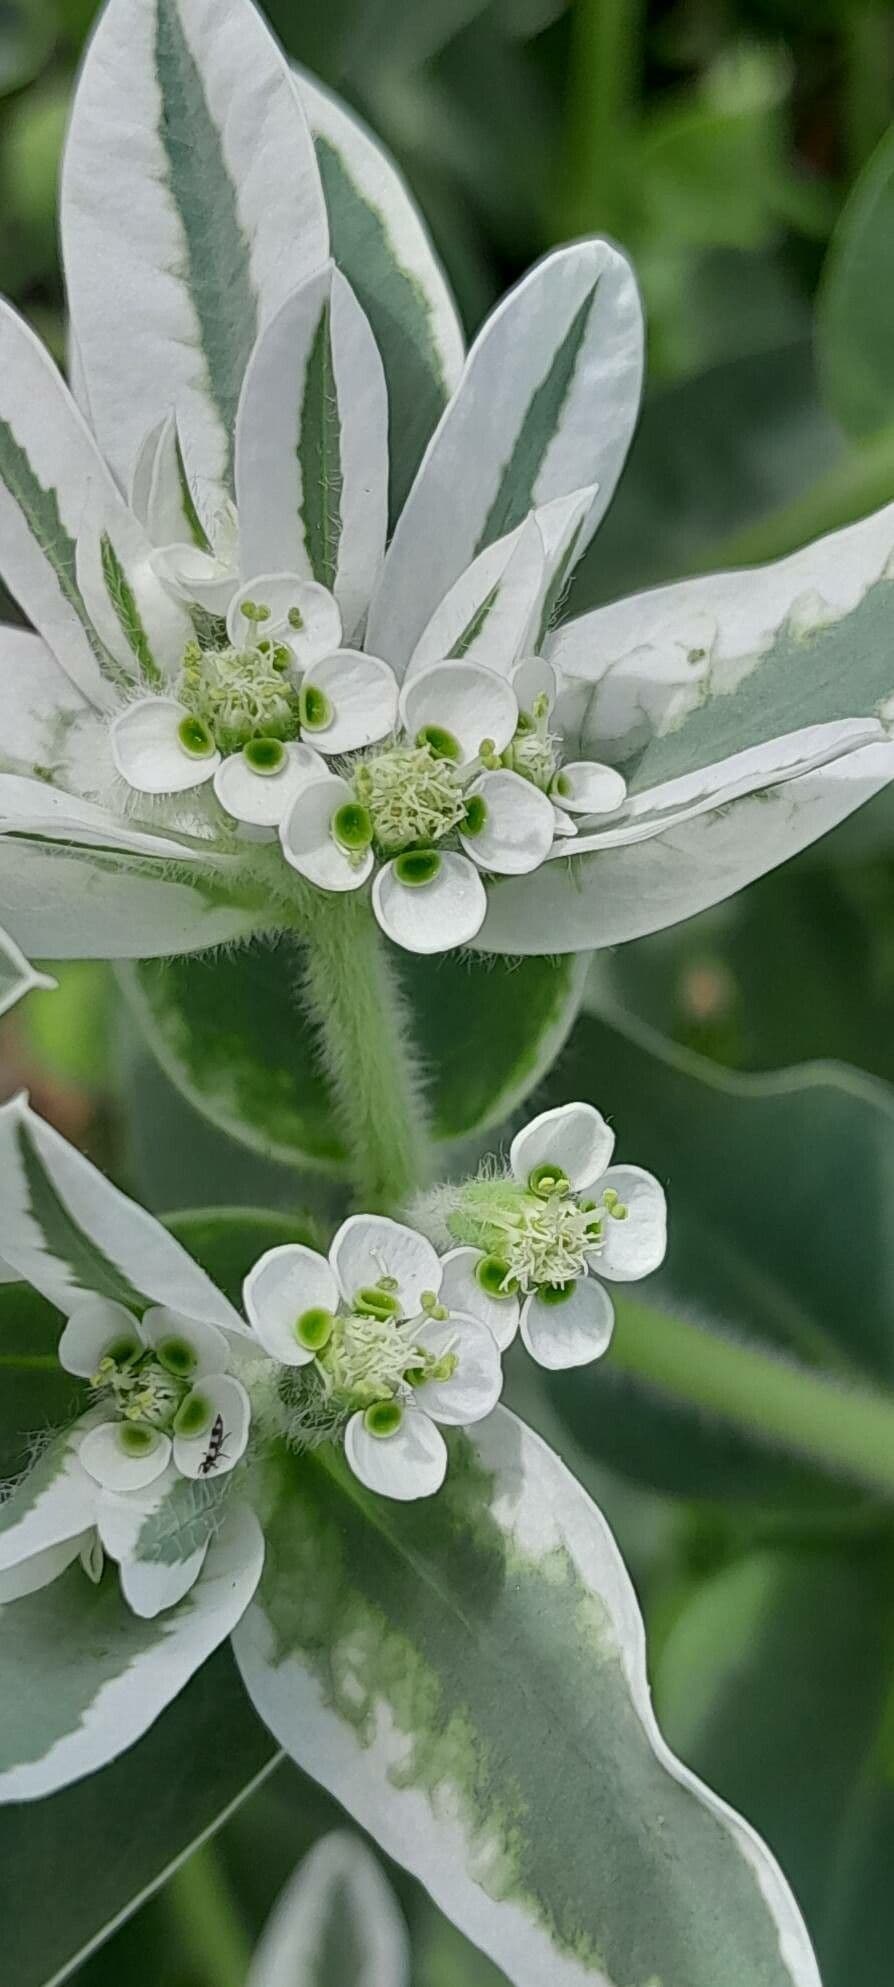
[4,0,894,1982]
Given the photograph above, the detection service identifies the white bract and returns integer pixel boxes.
[0,0,883,973]
[425,1101,666,1370]
[246,1832,410,1987]
[245,1214,503,1498]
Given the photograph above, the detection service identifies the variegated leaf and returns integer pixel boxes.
[235,1410,820,1987]
[247,1834,410,1987]
[295,67,464,524]
[0,1502,263,1800]
[0,1092,245,1327]
[62,0,329,509]
[367,241,643,672]
[476,736,894,953]
[0,835,265,960]
[551,498,894,805]
[235,264,387,638]
[0,304,170,705]
[0,925,54,1021]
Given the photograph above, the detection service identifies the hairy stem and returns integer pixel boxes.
[611,1295,894,1499]
[165,1843,251,1987]
[297,894,432,1210]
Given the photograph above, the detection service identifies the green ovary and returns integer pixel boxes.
[449,1181,604,1292]
[353,744,466,854]
[178,639,300,753]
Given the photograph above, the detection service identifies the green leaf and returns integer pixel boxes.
[0,0,55,98]
[817,120,894,440]
[655,1545,894,1987]
[120,941,588,1172]
[1,1647,277,1987]
[545,1005,894,1507]
[234,1412,820,1987]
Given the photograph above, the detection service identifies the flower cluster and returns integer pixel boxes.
[415,1101,667,1369]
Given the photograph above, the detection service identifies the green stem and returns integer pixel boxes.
[0,1353,57,1370]
[165,1843,252,1987]
[297,894,432,1210]
[558,0,643,237]
[611,1296,894,1499]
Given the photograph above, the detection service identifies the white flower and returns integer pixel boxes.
[430,1101,666,1370]
[59,1298,251,1488]
[244,1213,503,1499]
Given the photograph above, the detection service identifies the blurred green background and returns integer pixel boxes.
[6,1,894,1983]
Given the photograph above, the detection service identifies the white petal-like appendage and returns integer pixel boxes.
[411,1313,502,1425]
[437,1247,520,1352]
[302,651,398,755]
[235,266,388,640]
[58,1298,141,1378]
[344,1407,447,1502]
[213,742,326,828]
[139,1306,230,1376]
[330,1215,442,1317]
[367,241,643,669]
[173,1374,251,1480]
[154,542,237,614]
[520,1278,615,1370]
[510,1101,615,1192]
[110,698,219,795]
[119,1542,210,1619]
[62,0,329,507]
[373,853,487,955]
[245,1829,411,1987]
[551,803,577,838]
[280,772,373,892]
[555,761,627,816]
[399,661,517,763]
[79,1423,172,1493]
[227,574,342,671]
[594,1165,668,1282]
[510,654,558,713]
[0,1501,265,1801]
[460,769,554,875]
[243,1243,339,1366]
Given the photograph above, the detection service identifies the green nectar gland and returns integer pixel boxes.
[178,638,300,754]
[353,743,466,854]
[294,1306,335,1353]
[364,1398,404,1438]
[117,1422,160,1457]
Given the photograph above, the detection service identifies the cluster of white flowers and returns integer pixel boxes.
[0,1095,663,1634]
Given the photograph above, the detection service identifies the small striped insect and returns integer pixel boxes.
[198,1412,229,1476]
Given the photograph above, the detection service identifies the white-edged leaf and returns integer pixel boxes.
[62,0,329,508]
[234,1411,820,1987]
[550,497,894,801]
[76,504,191,685]
[247,1833,411,1987]
[0,836,265,961]
[236,265,387,637]
[0,1426,96,1589]
[0,1093,245,1326]
[295,66,464,523]
[0,773,215,861]
[0,1501,263,1800]
[475,737,894,953]
[0,925,54,1019]
[408,486,596,678]
[367,241,643,671]
[0,303,158,705]
[0,627,95,788]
